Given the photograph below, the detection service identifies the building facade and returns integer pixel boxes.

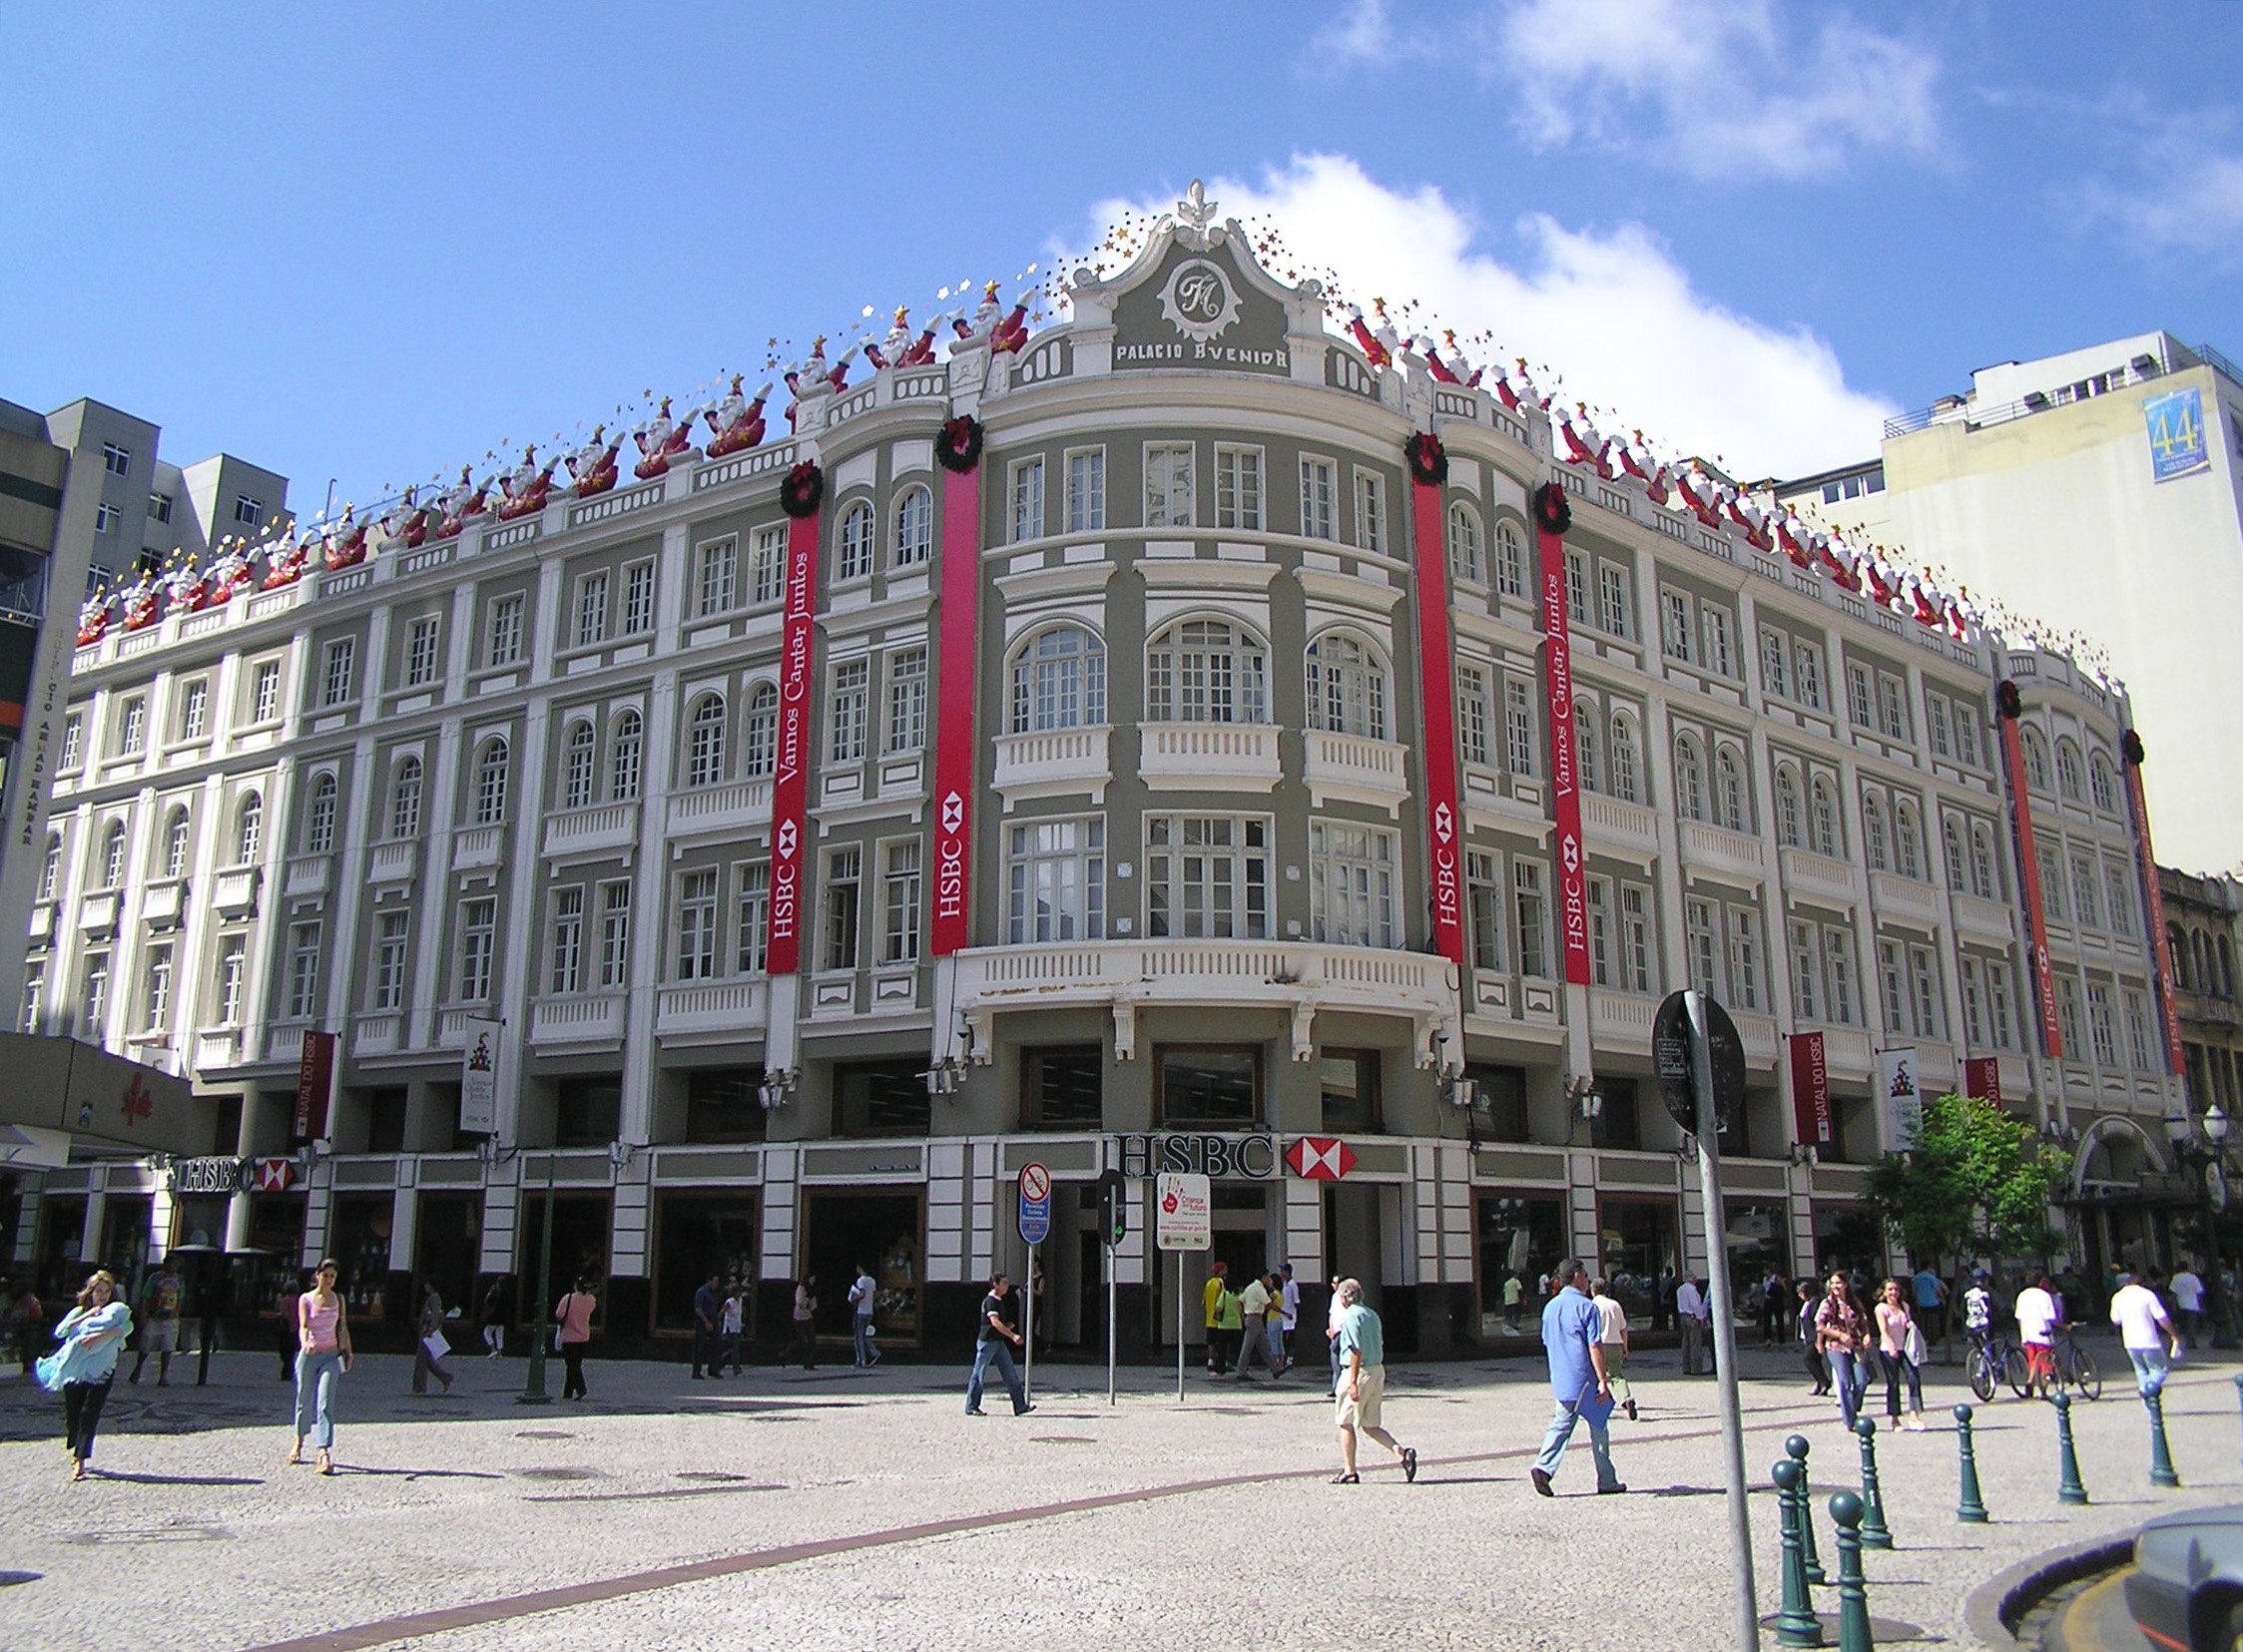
[10,202,2190,1355]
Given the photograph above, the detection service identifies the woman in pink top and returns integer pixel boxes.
[554,1277,597,1400]
[1873,1278,1927,1430]
[289,1260,353,1475]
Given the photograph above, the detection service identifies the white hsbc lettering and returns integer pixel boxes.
[1430,844,1459,922]
[770,862,799,940]
[935,836,966,920]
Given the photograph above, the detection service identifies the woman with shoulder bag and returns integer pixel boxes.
[554,1277,596,1400]
[1874,1278,1928,1429]
[1815,1271,1871,1431]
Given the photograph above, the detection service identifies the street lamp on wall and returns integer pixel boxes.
[2166,1104,2237,1349]
[758,1067,799,1110]
[925,1015,975,1099]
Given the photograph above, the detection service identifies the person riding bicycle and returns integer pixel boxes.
[2014,1271,2061,1392]
[1963,1272,1994,1359]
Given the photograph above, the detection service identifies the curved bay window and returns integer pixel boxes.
[1155,1044,1261,1128]
[1146,618,1267,725]
[1010,625,1106,732]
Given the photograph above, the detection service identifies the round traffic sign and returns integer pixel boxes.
[1651,991,1746,1134]
[1019,1162,1051,1203]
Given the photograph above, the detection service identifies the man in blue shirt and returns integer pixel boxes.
[1531,1258,1623,1496]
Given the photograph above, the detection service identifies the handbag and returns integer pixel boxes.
[422,1331,451,1363]
[1904,1321,1928,1368]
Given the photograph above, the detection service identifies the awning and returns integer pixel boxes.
[0,1033,206,1158]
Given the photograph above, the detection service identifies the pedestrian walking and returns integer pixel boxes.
[719,1285,745,1375]
[289,1260,353,1475]
[1873,1279,1927,1429]
[1326,1274,1347,1395]
[2169,1262,2206,1348]
[1201,1262,1231,1375]
[1278,1263,1301,1366]
[1911,1262,1950,1361]
[1759,1268,1786,1347]
[1799,1280,1830,1394]
[478,1278,507,1359]
[1529,1259,1623,1496]
[1502,1272,1524,1333]
[848,1263,881,1368]
[554,1277,596,1400]
[1330,1278,1415,1484]
[36,1270,131,1482]
[8,1278,46,1377]
[1675,1273,1710,1375]
[2014,1272,2061,1393]
[411,1281,455,1395]
[128,1256,185,1387]
[2110,1268,2184,1406]
[1814,1271,1871,1431]
[1591,1278,1636,1420]
[691,1273,723,1379]
[778,1274,819,1370]
[1210,1268,1242,1377]
[964,1273,1033,1416]
[1652,1267,1676,1334]
[1236,1269,1280,1379]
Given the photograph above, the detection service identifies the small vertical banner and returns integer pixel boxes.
[1788,1031,1832,1146]
[460,1015,502,1134]
[1963,1056,2002,1106]
[931,417,985,956]
[1878,1045,1922,1150]
[1994,681,2065,1058]
[2121,731,2187,1075]
[292,1030,336,1140]
[1532,481,1591,986]
[765,461,826,975]
[1405,432,1464,966]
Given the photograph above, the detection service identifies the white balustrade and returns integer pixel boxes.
[1137,723,1282,792]
[991,727,1110,802]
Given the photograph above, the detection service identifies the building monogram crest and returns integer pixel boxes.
[1158,258,1242,345]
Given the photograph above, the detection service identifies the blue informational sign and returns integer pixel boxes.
[2144,387,2210,483]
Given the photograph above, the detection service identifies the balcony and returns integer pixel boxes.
[1589,988,1659,1051]
[368,839,418,885]
[1581,793,1660,859]
[1870,869,1945,932]
[282,855,330,899]
[26,902,52,946]
[1136,723,1283,794]
[1802,1024,1875,1079]
[212,866,260,919]
[1302,731,1410,816]
[78,891,118,937]
[991,727,1111,806]
[1734,1010,1780,1066]
[1680,820,1766,885]
[666,778,772,839]
[351,1013,403,1058]
[452,825,503,871]
[1779,846,1865,909]
[655,977,771,1041]
[434,1007,477,1049]
[194,1029,243,1073]
[265,1019,313,1064]
[543,801,641,859]
[141,879,186,928]
[1951,891,2015,948]
[530,992,627,1046]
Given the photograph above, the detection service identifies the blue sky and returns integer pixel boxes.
[3,1,2238,512]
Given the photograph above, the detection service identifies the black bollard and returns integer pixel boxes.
[1788,1433,1828,1585]
[1828,1490,1877,1652]
[1855,1416,1895,1548]
[1772,1459,1825,1646]
[2147,1389,2181,1489]
[2053,1391,2089,1505]
[1954,1403,1988,1522]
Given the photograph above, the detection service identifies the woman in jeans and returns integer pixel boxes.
[39,1271,132,1481]
[1814,1271,1871,1430]
[289,1260,353,1475]
[1797,1281,1830,1394]
[554,1277,597,1400]
[1874,1278,1928,1429]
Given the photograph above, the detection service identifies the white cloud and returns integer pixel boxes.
[2078,127,2243,261]
[1081,156,1895,478]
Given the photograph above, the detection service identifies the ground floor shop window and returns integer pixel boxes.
[1598,1195,1680,1323]
[170,1194,228,1251]
[515,1191,612,1328]
[34,1196,86,1300]
[1476,1191,1565,1337]
[97,1195,152,1293]
[327,1194,394,1322]
[653,1193,758,1335]
[1723,1198,1789,1324]
[803,1191,921,1345]
[1812,1203,1881,1280]
[415,1193,483,1320]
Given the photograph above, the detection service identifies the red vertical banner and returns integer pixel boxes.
[2122,732,2187,1075]
[1963,1055,2002,1105]
[293,1030,335,1140]
[1532,482,1591,987]
[1788,1031,1831,1145]
[930,417,985,956]
[1404,433,1464,966]
[1994,681,2064,1058]
[765,462,825,975]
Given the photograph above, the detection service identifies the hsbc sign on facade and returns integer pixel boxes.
[1110,1134,1361,1182]
[1285,1136,1358,1181]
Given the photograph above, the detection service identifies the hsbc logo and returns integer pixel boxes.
[1285,1136,1357,1181]
[777,820,798,858]
[940,791,964,834]
[1432,802,1454,845]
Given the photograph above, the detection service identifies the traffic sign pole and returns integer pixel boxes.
[1024,1241,1035,1406]
[1176,1251,1185,1402]
[1016,1163,1051,1409]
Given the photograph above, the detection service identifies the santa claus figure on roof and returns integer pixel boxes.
[76,588,112,648]
[381,487,429,551]
[704,378,772,458]
[633,397,699,480]
[261,532,310,590]
[1616,431,1671,504]
[495,448,557,521]
[322,507,369,570]
[207,537,255,604]
[435,466,489,539]
[565,426,621,500]
[1674,460,1725,528]
[162,553,208,616]
[1558,403,1614,479]
[120,568,159,631]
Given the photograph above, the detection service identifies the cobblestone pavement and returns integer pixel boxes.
[0,1336,2231,1650]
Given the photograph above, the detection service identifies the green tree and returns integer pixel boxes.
[1861,1092,2073,1270]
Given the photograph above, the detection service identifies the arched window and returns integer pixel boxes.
[2089,752,2117,813]
[1811,778,1840,857]
[2220,935,2236,1001]
[892,484,932,567]
[40,832,61,901]
[390,757,423,838]
[474,740,509,826]
[100,821,126,888]
[2198,932,2216,1000]
[2021,727,2051,792]
[1493,520,1524,596]
[1610,714,1640,804]
[305,773,337,855]
[1895,803,1922,879]
[1010,626,1107,734]
[1969,825,1997,899]
[1943,815,1965,890]
[1304,631,1389,739]
[1674,736,1706,823]
[2169,923,2192,992]
[686,696,727,789]
[1447,502,1483,584]
[2055,739,2084,802]
[1147,618,1268,724]
[1775,768,1802,847]
[743,684,779,778]
[1863,793,1889,870]
[163,808,191,878]
[1714,747,1746,831]
[563,722,597,810]
[1575,704,1600,796]
[235,794,263,864]
[609,710,643,802]
[838,499,874,581]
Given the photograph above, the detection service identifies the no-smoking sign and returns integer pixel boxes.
[1017,1161,1052,1245]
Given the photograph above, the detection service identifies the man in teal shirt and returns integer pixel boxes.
[1330,1278,1417,1485]
[1531,1258,1623,1496]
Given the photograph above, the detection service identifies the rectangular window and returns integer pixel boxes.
[1909,944,1943,1039]
[677,869,719,980]
[21,962,42,1035]
[486,596,523,667]
[119,696,146,755]
[885,647,927,753]
[234,494,263,526]
[1504,677,1533,777]
[881,839,921,964]
[320,639,355,708]
[1587,877,1613,988]
[1790,920,1821,1020]
[1145,443,1194,527]
[80,952,109,1039]
[750,526,786,606]
[1319,1049,1384,1133]
[1515,860,1549,979]
[1686,898,1722,998]
[1878,674,1908,741]
[2037,842,2066,920]
[2087,981,2117,1066]
[2105,865,2135,936]
[178,680,208,742]
[1620,885,1652,993]
[286,922,321,1019]
[574,571,609,649]
[1598,565,1630,638]
[216,936,246,1026]
[94,502,119,535]
[830,658,868,763]
[1155,1045,1262,1128]
[1467,850,1504,972]
[823,847,861,970]
[1879,939,1908,1034]
[1955,707,1981,768]
[1495,524,1524,597]
[1565,551,1587,626]
[2069,853,2101,929]
[372,911,409,1011]
[102,441,131,477]
[460,897,496,1001]
[1006,818,1104,943]
[1022,1046,1104,1130]
[1147,815,1268,938]
[1353,470,1386,553]
[1727,906,1761,1010]
[696,538,738,617]
[623,561,655,635]
[1215,445,1264,531]
[1010,456,1046,542]
[148,491,172,523]
[598,881,631,989]
[1701,607,1734,678]
[1308,820,1399,948]
[144,944,173,1032]
[1065,447,1105,534]
[1962,958,1986,1048]
[1795,643,1824,711]
[2056,972,2083,1054]
[1456,665,1489,766]
[549,887,584,995]
[405,616,441,687]
[1660,590,1692,662]
[1760,629,1789,699]
[736,861,770,973]
[61,713,82,769]
[2124,990,2151,1069]
[1988,966,2014,1049]
[1300,456,1337,540]
[1927,696,1951,757]
[1847,662,1874,730]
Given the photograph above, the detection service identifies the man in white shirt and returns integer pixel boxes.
[1592,1278,1636,1420]
[1675,1276,1710,1376]
[2169,1264,2206,1348]
[1236,1271,1279,1379]
[1962,1272,1994,1359]
[2014,1273,2061,1393]
[2110,1268,2184,1403]
[1278,1264,1301,1367]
